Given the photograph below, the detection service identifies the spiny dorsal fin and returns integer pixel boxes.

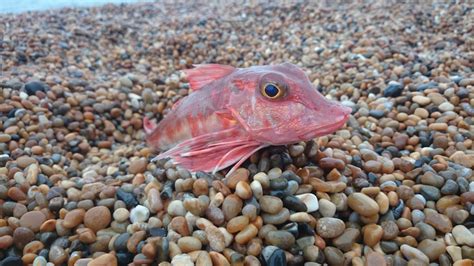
[183,64,235,91]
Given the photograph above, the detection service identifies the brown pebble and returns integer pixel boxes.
[63,209,85,229]
[347,193,379,216]
[84,206,111,232]
[88,253,118,266]
[19,211,46,232]
[128,158,147,174]
[222,194,243,221]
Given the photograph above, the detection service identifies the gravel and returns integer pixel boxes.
[0,1,473,265]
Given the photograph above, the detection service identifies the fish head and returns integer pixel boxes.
[228,62,351,145]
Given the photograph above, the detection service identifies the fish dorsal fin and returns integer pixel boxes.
[183,64,235,90]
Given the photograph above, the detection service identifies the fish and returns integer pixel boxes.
[144,63,351,176]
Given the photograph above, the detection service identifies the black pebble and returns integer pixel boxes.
[149,228,167,237]
[0,256,22,266]
[267,249,286,266]
[383,83,403,97]
[116,188,138,208]
[116,252,134,266]
[24,81,46,95]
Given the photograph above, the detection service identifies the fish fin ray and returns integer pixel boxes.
[153,127,263,173]
[183,64,235,91]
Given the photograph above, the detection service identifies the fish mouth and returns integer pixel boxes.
[298,108,350,140]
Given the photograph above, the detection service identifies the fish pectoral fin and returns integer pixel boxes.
[152,127,265,174]
[213,143,268,176]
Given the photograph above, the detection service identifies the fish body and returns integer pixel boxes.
[144,63,351,175]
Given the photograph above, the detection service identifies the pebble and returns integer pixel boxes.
[84,206,111,232]
[88,253,118,266]
[332,228,360,252]
[400,244,429,264]
[19,211,46,232]
[63,209,85,228]
[418,239,446,261]
[0,2,472,265]
[347,193,379,216]
[259,196,283,214]
[324,247,344,265]
[130,205,150,223]
[318,198,336,217]
[363,224,383,247]
[295,193,319,212]
[316,217,345,238]
[177,236,202,252]
[452,225,474,247]
[265,230,295,250]
[424,209,452,233]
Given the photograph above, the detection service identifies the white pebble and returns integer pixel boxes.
[130,205,149,223]
[296,193,319,212]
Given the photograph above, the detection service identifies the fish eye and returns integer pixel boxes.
[262,83,284,99]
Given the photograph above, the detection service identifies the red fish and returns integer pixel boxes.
[144,63,351,175]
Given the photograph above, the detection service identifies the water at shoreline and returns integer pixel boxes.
[0,0,152,14]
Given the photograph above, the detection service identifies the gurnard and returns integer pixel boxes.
[144,63,351,176]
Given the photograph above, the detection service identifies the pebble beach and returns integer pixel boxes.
[0,1,473,266]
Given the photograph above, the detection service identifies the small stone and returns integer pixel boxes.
[222,194,243,221]
[366,251,387,266]
[25,81,46,95]
[380,241,399,254]
[235,181,252,199]
[32,256,47,266]
[319,158,345,170]
[418,239,446,261]
[265,230,295,250]
[347,193,379,216]
[318,199,336,217]
[49,245,68,265]
[205,225,225,252]
[88,253,118,266]
[412,95,431,105]
[16,156,37,168]
[381,220,399,240]
[416,222,436,241]
[129,158,147,174]
[178,236,202,253]
[384,82,403,97]
[324,247,344,265]
[84,206,111,232]
[295,193,319,212]
[19,211,46,232]
[13,227,35,250]
[0,235,13,249]
[316,217,345,238]
[113,208,130,223]
[262,246,286,266]
[0,134,11,143]
[226,216,249,234]
[332,228,360,252]
[259,195,283,214]
[130,205,150,223]
[235,224,258,245]
[168,200,186,217]
[363,224,383,247]
[401,244,429,264]
[63,209,85,229]
[452,225,474,247]
[282,195,307,212]
[424,209,452,233]
[438,102,454,112]
[262,208,290,225]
